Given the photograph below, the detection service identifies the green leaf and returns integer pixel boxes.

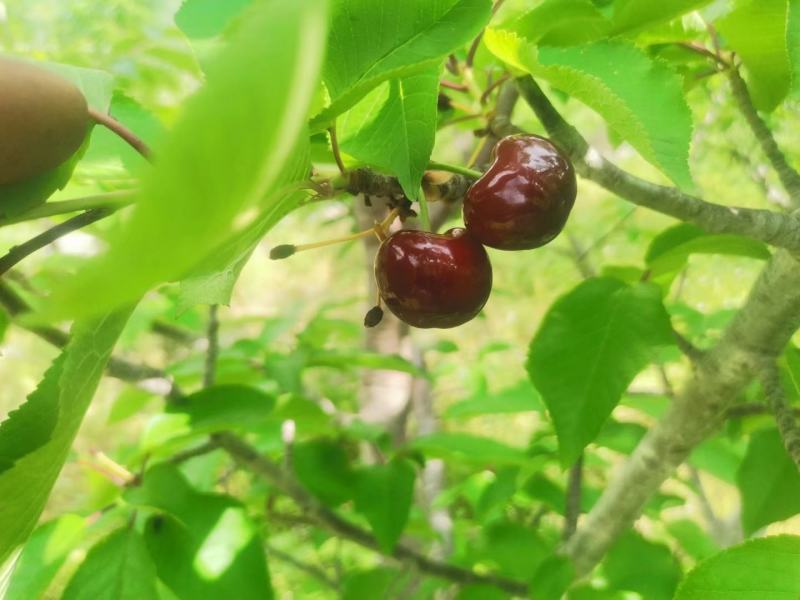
[0,309,132,565]
[5,515,85,600]
[126,464,273,600]
[665,519,720,562]
[342,568,404,600]
[674,535,800,599]
[736,428,800,535]
[485,31,694,189]
[311,0,492,131]
[411,432,527,465]
[717,0,795,111]
[292,439,356,507]
[646,223,771,276]
[175,0,253,39]
[527,279,674,465]
[531,555,575,600]
[507,0,612,46]
[479,522,550,579]
[456,585,510,600]
[63,528,158,600]
[790,0,800,97]
[306,349,426,377]
[603,531,681,600]
[166,384,276,434]
[340,66,439,199]
[445,379,543,418]
[608,0,714,36]
[689,436,746,484]
[354,458,415,552]
[42,0,328,321]
[0,307,7,343]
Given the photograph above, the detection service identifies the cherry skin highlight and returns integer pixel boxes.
[463,134,577,250]
[374,228,492,329]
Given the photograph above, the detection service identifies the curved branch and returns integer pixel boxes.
[728,68,800,207]
[515,76,800,253]
[762,363,800,470]
[563,250,800,574]
[213,432,529,596]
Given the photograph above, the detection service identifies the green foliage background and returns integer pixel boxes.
[0,0,799,598]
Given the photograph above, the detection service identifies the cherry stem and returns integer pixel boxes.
[417,185,431,231]
[280,208,400,256]
[88,107,152,160]
[427,160,482,180]
[328,124,347,175]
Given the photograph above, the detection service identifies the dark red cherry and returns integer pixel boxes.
[375,228,492,329]
[463,134,577,250]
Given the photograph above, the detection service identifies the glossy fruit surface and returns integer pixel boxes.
[463,134,576,250]
[0,57,90,185]
[375,228,492,329]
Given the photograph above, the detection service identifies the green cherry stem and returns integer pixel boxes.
[427,160,483,180]
[0,190,136,227]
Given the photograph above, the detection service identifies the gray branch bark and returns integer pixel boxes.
[515,76,800,253]
[515,75,800,575]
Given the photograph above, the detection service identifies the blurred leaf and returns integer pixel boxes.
[595,420,647,455]
[480,522,550,579]
[411,432,528,465]
[485,31,694,188]
[737,428,800,535]
[311,0,492,131]
[645,223,770,277]
[5,515,85,600]
[293,439,356,507]
[457,585,510,600]
[0,308,7,343]
[108,388,158,424]
[166,384,276,433]
[477,467,518,520]
[342,568,404,600]
[354,458,416,552]
[509,0,611,45]
[175,0,253,39]
[531,555,576,600]
[41,0,328,321]
[674,535,800,599]
[609,0,713,35]
[717,0,796,111]
[63,528,158,600]
[445,379,543,419]
[527,278,674,466]
[306,349,426,377]
[689,435,746,484]
[340,66,439,199]
[0,309,132,565]
[665,519,720,562]
[603,531,681,600]
[127,464,273,599]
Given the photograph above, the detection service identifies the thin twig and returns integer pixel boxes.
[169,440,218,465]
[0,208,116,277]
[213,432,529,596]
[88,107,152,159]
[328,124,347,176]
[728,68,800,207]
[440,80,469,92]
[762,363,800,470]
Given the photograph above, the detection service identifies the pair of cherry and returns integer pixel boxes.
[375,134,576,329]
[273,134,577,329]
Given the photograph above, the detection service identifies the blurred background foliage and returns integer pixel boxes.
[1,0,799,598]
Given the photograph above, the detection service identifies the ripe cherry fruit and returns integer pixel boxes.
[374,228,492,329]
[463,134,577,250]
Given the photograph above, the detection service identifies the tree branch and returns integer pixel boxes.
[563,249,800,574]
[515,76,800,253]
[728,68,800,208]
[762,363,800,470]
[204,305,219,388]
[0,208,117,277]
[213,432,529,596]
